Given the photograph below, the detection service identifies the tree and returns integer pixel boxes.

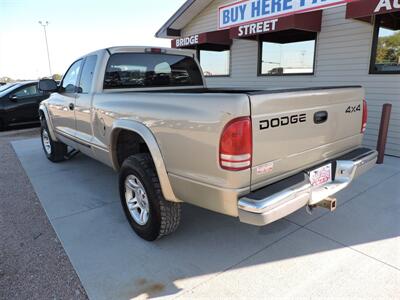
[52,74,63,81]
[376,31,400,64]
[0,76,15,83]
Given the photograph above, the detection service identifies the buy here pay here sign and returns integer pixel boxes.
[218,0,354,29]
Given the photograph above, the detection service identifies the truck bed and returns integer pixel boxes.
[120,86,362,94]
[108,85,365,191]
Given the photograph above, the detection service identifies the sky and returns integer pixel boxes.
[0,0,186,79]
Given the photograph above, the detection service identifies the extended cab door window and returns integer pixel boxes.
[74,55,98,144]
[78,55,97,94]
[103,53,203,89]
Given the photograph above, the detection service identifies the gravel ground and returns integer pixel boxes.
[0,127,88,300]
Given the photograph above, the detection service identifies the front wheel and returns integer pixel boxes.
[0,119,6,131]
[119,153,181,241]
[41,121,68,162]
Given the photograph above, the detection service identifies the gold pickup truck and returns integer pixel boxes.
[38,46,377,241]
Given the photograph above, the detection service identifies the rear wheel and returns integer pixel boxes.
[119,153,181,241]
[40,121,68,162]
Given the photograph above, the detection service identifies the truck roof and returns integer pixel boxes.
[82,46,195,59]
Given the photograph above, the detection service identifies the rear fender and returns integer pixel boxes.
[110,119,179,203]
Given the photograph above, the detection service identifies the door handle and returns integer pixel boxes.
[314,111,328,124]
[9,95,18,102]
[69,103,75,110]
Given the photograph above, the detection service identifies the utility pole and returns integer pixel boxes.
[38,21,52,77]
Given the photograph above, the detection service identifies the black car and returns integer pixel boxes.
[0,81,50,129]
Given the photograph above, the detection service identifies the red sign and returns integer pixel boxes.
[172,30,231,49]
[346,0,400,19]
[173,35,200,48]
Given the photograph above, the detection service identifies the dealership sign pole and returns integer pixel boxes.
[38,21,52,77]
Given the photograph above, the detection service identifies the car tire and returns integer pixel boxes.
[0,119,6,131]
[40,120,68,162]
[119,153,181,241]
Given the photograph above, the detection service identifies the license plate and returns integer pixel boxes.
[309,164,332,187]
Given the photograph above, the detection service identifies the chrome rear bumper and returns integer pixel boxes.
[238,148,378,226]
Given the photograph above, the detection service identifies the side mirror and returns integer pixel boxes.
[9,95,18,102]
[39,79,58,92]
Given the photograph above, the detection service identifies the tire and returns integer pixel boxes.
[119,153,181,241]
[0,118,6,131]
[40,120,68,162]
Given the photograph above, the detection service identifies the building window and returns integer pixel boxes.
[370,15,400,74]
[259,39,316,76]
[198,50,230,77]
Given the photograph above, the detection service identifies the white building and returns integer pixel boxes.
[156,0,400,157]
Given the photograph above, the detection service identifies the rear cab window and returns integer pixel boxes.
[104,53,203,89]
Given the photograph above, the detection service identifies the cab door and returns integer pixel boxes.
[48,59,83,138]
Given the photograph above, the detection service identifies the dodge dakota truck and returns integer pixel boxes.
[38,46,378,241]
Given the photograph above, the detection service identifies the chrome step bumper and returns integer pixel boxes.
[238,148,378,226]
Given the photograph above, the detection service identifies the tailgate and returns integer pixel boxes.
[250,87,365,190]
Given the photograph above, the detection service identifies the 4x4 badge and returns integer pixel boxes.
[346,105,361,113]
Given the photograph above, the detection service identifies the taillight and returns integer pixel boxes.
[219,117,252,171]
[361,99,368,133]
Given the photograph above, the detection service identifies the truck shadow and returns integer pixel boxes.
[11,138,400,299]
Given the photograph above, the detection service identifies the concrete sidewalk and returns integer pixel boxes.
[13,138,400,299]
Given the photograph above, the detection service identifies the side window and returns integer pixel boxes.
[14,84,40,98]
[370,15,400,74]
[259,36,316,76]
[62,60,83,93]
[79,55,97,94]
[198,50,230,77]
